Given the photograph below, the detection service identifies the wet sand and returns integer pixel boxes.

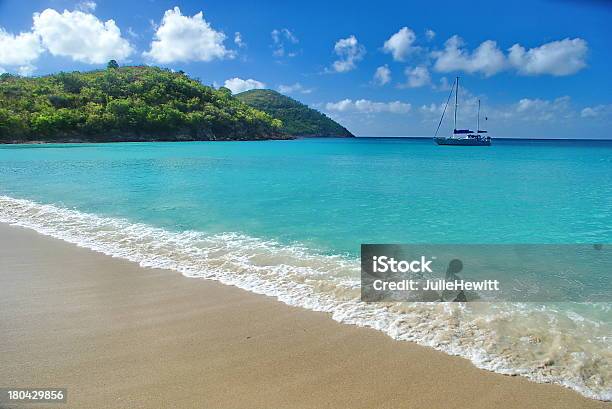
[0,223,608,409]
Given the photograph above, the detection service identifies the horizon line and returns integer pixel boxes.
[352,136,612,141]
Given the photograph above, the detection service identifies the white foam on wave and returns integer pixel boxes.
[0,195,609,401]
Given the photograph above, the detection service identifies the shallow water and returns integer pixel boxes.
[0,138,610,399]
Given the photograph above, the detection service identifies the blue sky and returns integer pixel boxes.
[1,0,611,138]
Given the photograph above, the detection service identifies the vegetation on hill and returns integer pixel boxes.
[0,63,286,143]
[235,89,354,137]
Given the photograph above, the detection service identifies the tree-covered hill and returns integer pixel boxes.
[235,89,354,138]
[0,64,287,143]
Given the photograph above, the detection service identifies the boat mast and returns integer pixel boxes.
[454,76,459,131]
[477,99,480,132]
[434,77,456,137]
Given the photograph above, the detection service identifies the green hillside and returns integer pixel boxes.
[235,89,354,137]
[0,64,287,143]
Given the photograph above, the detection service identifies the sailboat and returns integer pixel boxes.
[434,77,491,146]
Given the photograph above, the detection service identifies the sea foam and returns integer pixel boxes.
[0,195,609,401]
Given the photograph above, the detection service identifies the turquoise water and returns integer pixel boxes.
[1,138,611,251]
[0,138,610,399]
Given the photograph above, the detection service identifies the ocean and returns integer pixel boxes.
[0,137,610,400]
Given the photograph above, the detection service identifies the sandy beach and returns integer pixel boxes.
[0,223,609,409]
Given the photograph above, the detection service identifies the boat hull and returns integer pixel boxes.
[434,137,491,146]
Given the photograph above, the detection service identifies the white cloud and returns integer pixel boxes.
[278,83,312,94]
[330,35,365,73]
[580,104,612,119]
[512,96,572,121]
[433,35,506,77]
[325,99,353,112]
[0,28,43,73]
[234,32,245,48]
[580,107,597,118]
[472,96,575,123]
[76,1,96,12]
[33,8,133,64]
[144,7,233,63]
[127,27,139,39]
[326,99,411,114]
[271,28,298,57]
[420,94,607,132]
[435,76,452,91]
[403,66,430,88]
[383,27,417,61]
[422,99,468,118]
[373,65,391,85]
[425,29,436,41]
[17,65,36,76]
[420,102,444,115]
[508,38,587,76]
[223,77,265,94]
[419,86,480,122]
[272,28,297,44]
[433,35,588,77]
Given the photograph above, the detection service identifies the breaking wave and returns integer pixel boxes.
[0,195,609,401]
